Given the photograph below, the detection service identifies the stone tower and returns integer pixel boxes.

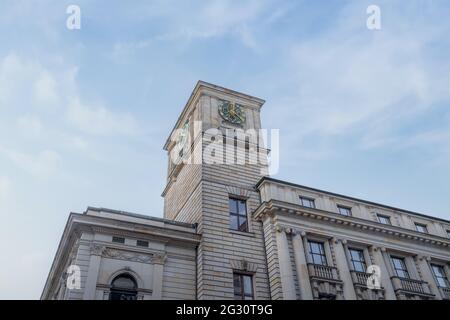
[162,81,271,299]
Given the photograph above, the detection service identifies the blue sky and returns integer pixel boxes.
[0,0,449,299]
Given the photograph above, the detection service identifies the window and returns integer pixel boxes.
[446,230,450,239]
[415,223,428,233]
[431,264,450,288]
[348,248,367,273]
[308,240,327,266]
[391,256,410,279]
[299,196,315,208]
[229,198,248,232]
[109,274,137,300]
[112,236,125,244]
[377,214,391,225]
[136,240,149,247]
[233,273,254,300]
[337,205,352,216]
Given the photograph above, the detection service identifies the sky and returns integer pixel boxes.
[0,0,449,299]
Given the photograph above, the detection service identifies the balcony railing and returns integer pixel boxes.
[391,276,433,296]
[307,263,340,281]
[350,271,371,286]
[438,286,450,300]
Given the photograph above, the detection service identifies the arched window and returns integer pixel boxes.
[109,274,138,300]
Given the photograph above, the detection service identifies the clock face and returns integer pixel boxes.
[176,121,189,151]
[218,100,246,124]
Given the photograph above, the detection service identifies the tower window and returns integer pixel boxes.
[233,273,254,300]
[229,197,248,232]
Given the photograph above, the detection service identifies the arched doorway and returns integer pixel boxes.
[109,274,138,300]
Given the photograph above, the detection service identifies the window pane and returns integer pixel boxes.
[243,275,253,295]
[230,214,238,230]
[229,199,238,214]
[238,200,247,214]
[233,274,241,295]
[238,216,248,232]
[338,206,351,216]
[431,265,449,288]
[378,215,391,225]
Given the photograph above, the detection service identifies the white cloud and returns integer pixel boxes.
[17,114,43,137]
[263,2,450,163]
[0,147,62,178]
[33,70,58,105]
[67,99,140,136]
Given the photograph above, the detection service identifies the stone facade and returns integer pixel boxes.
[42,81,450,300]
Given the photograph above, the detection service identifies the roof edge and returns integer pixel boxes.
[256,176,450,224]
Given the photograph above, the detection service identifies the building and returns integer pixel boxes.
[41,81,450,300]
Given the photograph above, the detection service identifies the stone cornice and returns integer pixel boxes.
[72,214,200,246]
[254,200,450,249]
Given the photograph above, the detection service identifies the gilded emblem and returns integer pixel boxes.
[218,100,246,124]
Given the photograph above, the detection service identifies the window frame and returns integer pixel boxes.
[228,197,249,232]
[307,240,328,266]
[233,272,254,300]
[109,274,138,300]
[136,240,149,247]
[390,256,410,279]
[414,222,428,233]
[377,214,392,225]
[337,205,352,216]
[299,196,315,209]
[430,263,450,288]
[112,236,125,244]
[348,248,367,273]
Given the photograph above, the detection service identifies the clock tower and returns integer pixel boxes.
[162,81,271,299]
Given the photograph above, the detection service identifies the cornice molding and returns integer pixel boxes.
[254,200,450,249]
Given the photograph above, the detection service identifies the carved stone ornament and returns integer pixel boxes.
[102,248,153,263]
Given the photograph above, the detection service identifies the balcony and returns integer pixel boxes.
[307,264,343,300]
[438,286,450,300]
[390,276,435,300]
[350,271,385,300]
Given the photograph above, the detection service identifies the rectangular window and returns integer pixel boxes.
[377,214,391,225]
[337,205,352,216]
[348,248,367,273]
[229,198,248,232]
[112,236,125,244]
[431,264,450,288]
[300,196,315,208]
[391,256,410,279]
[136,240,149,247]
[308,240,327,266]
[233,273,254,300]
[415,223,428,233]
[446,230,450,239]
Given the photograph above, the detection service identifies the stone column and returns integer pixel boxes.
[151,253,167,299]
[83,244,104,300]
[415,255,439,298]
[292,230,313,300]
[275,226,296,300]
[369,246,396,300]
[333,238,356,299]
